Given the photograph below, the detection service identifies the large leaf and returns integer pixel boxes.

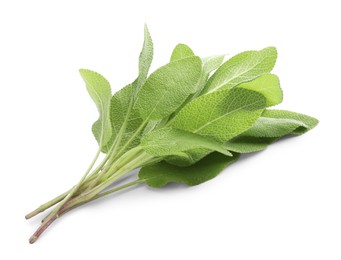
[140,127,232,157]
[203,47,277,94]
[79,69,112,148]
[237,74,282,107]
[170,43,195,62]
[171,88,266,142]
[135,56,202,120]
[225,109,319,153]
[135,24,153,93]
[139,152,239,188]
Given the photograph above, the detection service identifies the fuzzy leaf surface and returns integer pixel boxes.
[202,55,225,75]
[172,88,266,142]
[170,43,195,62]
[204,47,277,93]
[136,25,153,93]
[139,152,239,188]
[79,69,112,147]
[135,56,202,120]
[92,83,144,153]
[238,74,282,107]
[140,127,232,157]
[225,109,319,153]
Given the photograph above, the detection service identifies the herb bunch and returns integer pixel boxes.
[26,26,318,243]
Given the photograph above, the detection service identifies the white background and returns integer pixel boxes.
[1,0,340,259]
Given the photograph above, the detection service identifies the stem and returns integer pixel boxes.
[28,147,153,243]
[28,148,101,243]
[108,120,148,164]
[59,179,146,217]
[66,150,153,210]
[25,171,104,220]
[26,150,104,220]
[25,191,68,219]
[82,146,117,193]
[29,215,57,244]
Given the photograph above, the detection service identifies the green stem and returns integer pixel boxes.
[28,147,153,243]
[110,120,148,163]
[55,148,101,207]
[25,191,68,219]
[90,124,148,188]
[28,148,102,243]
[83,144,118,193]
[25,170,105,220]
[82,117,146,192]
[67,150,153,210]
[59,179,146,217]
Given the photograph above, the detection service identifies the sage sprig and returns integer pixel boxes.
[26,25,318,243]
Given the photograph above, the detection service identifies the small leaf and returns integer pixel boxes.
[139,152,240,188]
[135,56,202,120]
[135,24,153,93]
[79,69,112,147]
[140,127,232,157]
[203,47,277,94]
[202,55,225,75]
[171,88,266,143]
[237,74,282,107]
[225,109,319,153]
[195,55,225,96]
[170,43,195,62]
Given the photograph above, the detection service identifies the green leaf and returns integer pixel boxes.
[135,56,202,120]
[79,69,112,148]
[203,47,277,94]
[202,55,225,75]
[225,109,319,153]
[110,83,144,151]
[165,148,211,167]
[195,55,225,96]
[92,83,145,153]
[170,43,195,62]
[140,127,232,157]
[171,88,266,143]
[243,109,319,137]
[237,74,282,107]
[224,136,273,153]
[139,152,240,188]
[135,24,153,93]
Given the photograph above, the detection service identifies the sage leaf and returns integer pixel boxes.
[226,109,319,153]
[202,55,225,75]
[237,74,282,107]
[135,56,202,120]
[135,24,153,93]
[139,152,239,188]
[79,69,112,147]
[203,47,277,94]
[172,88,266,142]
[140,127,232,157]
[170,43,195,62]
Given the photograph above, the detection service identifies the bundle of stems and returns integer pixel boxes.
[26,144,158,243]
